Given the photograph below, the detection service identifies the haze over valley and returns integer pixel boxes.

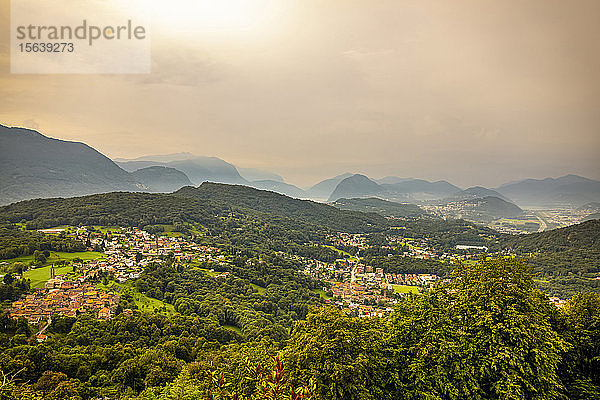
[2,123,598,235]
[1,1,599,398]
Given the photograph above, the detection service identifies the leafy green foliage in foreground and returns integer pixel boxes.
[0,258,598,399]
[387,259,566,399]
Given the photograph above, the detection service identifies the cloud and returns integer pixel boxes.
[342,48,395,58]
[137,45,225,86]
[0,0,598,187]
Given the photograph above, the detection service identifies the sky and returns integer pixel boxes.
[1,0,599,189]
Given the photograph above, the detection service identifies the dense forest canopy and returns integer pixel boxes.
[0,258,597,399]
[0,225,85,260]
[501,219,600,253]
[0,186,598,399]
[0,184,388,234]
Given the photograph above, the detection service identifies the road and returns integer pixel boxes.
[535,212,548,232]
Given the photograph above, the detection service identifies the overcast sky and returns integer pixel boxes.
[1,0,599,188]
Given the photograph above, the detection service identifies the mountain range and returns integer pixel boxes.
[130,166,192,193]
[495,175,600,208]
[115,154,309,198]
[305,173,354,201]
[446,186,511,202]
[446,196,525,222]
[0,124,143,204]
[326,173,600,209]
[116,156,248,185]
[328,174,462,202]
[1,123,599,210]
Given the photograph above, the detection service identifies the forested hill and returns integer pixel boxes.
[331,197,427,218]
[0,225,85,259]
[174,183,388,232]
[0,192,219,230]
[501,219,600,253]
[0,184,388,235]
[498,219,600,297]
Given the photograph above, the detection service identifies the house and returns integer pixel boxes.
[45,278,63,289]
[36,334,48,343]
[98,307,111,319]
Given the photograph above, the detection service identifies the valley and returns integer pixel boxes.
[0,125,598,399]
[0,180,597,399]
[2,0,598,396]
[3,125,600,230]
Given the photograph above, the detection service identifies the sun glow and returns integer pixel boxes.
[149,0,286,36]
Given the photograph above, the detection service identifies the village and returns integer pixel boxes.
[9,280,119,327]
[8,226,225,326]
[302,257,440,317]
[7,224,522,324]
[330,231,500,263]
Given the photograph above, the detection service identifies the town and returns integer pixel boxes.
[5,222,564,325]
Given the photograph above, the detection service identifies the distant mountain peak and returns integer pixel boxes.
[115,156,248,186]
[328,174,382,202]
[449,186,512,202]
[305,173,355,201]
[0,124,141,205]
[130,166,192,193]
[349,173,374,180]
[377,176,414,185]
[247,179,307,198]
[238,167,284,183]
[334,172,354,179]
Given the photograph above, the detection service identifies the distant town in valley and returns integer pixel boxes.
[0,0,598,396]
[0,124,597,399]
[3,211,586,332]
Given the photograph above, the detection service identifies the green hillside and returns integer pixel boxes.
[0,184,391,262]
[331,197,426,218]
[501,219,600,253]
[500,220,600,297]
[0,225,86,260]
[175,183,388,232]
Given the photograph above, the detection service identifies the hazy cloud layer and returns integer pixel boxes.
[0,0,598,188]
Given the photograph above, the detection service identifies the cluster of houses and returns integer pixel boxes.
[13,222,573,330]
[87,228,221,262]
[354,264,439,287]
[384,273,438,286]
[7,227,227,326]
[327,282,396,317]
[9,281,119,324]
[79,227,223,283]
[549,297,567,308]
[303,257,439,316]
[330,281,368,300]
[306,259,438,289]
[329,233,368,249]
[385,235,440,259]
